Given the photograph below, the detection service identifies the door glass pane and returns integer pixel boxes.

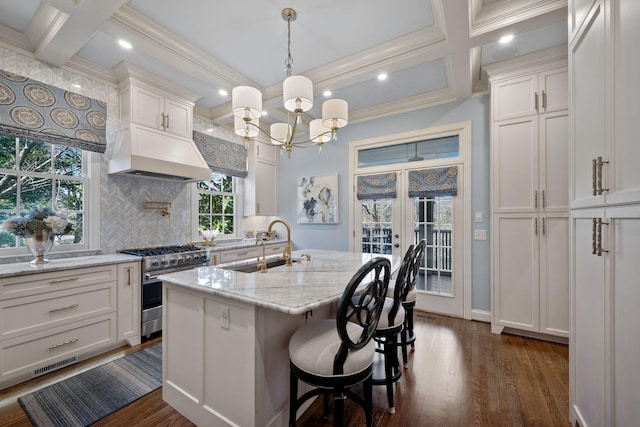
[414,196,453,295]
[361,199,393,255]
[357,135,459,168]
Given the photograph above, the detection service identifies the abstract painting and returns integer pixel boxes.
[297,174,339,224]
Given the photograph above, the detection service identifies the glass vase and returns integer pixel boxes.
[25,230,55,266]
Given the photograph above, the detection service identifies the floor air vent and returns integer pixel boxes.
[32,356,77,378]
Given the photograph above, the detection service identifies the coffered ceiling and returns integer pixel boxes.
[0,0,568,129]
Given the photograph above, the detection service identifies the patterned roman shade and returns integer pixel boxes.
[356,172,397,200]
[0,70,107,153]
[408,166,458,197]
[193,131,248,178]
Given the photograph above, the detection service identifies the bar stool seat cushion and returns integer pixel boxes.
[386,283,417,302]
[376,297,406,330]
[289,320,375,378]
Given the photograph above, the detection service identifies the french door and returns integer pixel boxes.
[355,165,464,317]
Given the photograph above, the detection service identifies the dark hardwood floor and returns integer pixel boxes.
[0,312,569,427]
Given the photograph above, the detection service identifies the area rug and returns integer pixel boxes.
[18,343,162,427]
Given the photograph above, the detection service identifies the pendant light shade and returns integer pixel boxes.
[270,122,291,145]
[232,86,262,119]
[234,116,259,138]
[309,119,331,143]
[283,75,313,113]
[322,99,348,129]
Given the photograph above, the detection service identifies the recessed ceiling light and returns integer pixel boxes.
[219,89,228,97]
[71,83,81,89]
[206,127,213,132]
[377,73,388,81]
[323,90,332,97]
[499,34,514,44]
[261,110,268,116]
[118,39,132,49]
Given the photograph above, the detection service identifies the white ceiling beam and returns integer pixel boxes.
[34,0,128,67]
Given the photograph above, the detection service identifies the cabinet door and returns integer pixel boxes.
[492,74,538,121]
[570,3,607,207]
[609,0,640,205]
[540,111,569,212]
[540,68,568,113]
[539,214,569,337]
[608,205,640,427]
[492,214,539,332]
[255,159,278,216]
[132,86,164,130]
[492,117,538,213]
[571,209,606,427]
[117,262,140,345]
[163,97,192,138]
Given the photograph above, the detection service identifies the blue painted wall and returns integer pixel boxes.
[276,94,491,312]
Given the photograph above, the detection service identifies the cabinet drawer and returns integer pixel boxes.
[264,243,286,256]
[0,265,117,300]
[1,282,116,341]
[220,248,258,263]
[0,314,115,382]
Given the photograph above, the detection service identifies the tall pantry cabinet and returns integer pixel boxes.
[489,60,569,339]
[569,1,640,426]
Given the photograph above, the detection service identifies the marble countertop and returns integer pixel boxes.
[0,254,141,278]
[158,249,400,315]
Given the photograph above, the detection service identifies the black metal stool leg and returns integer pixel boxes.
[364,374,374,427]
[289,373,298,426]
[333,391,345,427]
[383,338,396,414]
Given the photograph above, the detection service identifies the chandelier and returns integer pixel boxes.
[232,8,348,159]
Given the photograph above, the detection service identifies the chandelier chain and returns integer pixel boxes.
[285,13,293,77]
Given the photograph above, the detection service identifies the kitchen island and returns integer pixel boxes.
[158,249,399,427]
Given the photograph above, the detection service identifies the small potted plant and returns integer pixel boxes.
[1,208,74,266]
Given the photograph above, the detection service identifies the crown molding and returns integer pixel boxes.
[112,61,201,102]
[470,0,567,37]
[484,44,568,79]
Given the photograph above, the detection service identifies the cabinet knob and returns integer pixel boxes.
[394,243,400,248]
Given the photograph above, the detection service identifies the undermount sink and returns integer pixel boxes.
[220,258,288,273]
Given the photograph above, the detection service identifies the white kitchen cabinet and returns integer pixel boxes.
[569,1,640,426]
[244,141,278,216]
[116,262,141,345]
[491,67,567,122]
[129,84,192,139]
[0,261,141,389]
[489,62,569,339]
[491,213,569,337]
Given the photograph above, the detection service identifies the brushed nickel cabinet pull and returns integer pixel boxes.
[165,114,169,129]
[49,303,79,313]
[542,217,546,235]
[534,92,539,112]
[161,112,166,129]
[592,218,598,254]
[597,218,609,256]
[535,218,538,235]
[127,267,131,286]
[542,90,547,110]
[534,190,538,209]
[592,158,598,196]
[597,156,609,195]
[542,190,546,208]
[49,276,79,284]
[256,203,260,214]
[49,337,78,350]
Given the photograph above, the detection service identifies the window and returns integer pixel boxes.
[0,135,86,250]
[197,173,236,236]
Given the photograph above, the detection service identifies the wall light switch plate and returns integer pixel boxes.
[221,306,230,329]
[475,211,483,223]
[474,229,487,240]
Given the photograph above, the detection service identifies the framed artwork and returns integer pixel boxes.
[297,174,339,224]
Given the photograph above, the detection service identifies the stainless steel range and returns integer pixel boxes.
[120,245,210,338]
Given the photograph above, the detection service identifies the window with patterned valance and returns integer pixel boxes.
[356,172,397,200]
[0,69,107,153]
[408,166,458,197]
[193,131,248,178]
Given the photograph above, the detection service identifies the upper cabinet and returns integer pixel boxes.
[244,141,278,216]
[130,85,192,139]
[491,68,568,122]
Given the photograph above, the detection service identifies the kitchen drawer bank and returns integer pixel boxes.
[0,254,141,389]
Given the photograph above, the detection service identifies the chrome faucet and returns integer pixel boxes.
[267,218,292,267]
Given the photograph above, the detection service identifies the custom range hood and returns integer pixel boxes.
[108,62,212,182]
[108,125,212,182]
